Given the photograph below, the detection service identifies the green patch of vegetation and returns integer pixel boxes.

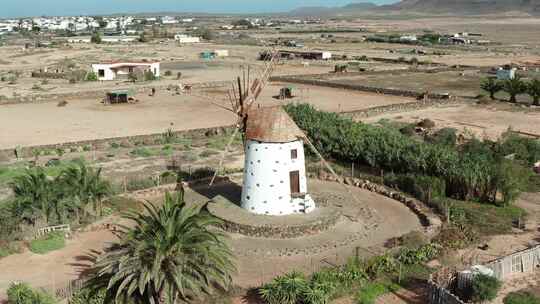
[199,150,219,158]
[70,287,106,304]
[29,231,65,254]
[471,274,502,303]
[286,104,537,208]
[356,281,400,304]
[161,145,174,156]
[0,242,22,258]
[7,282,58,304]
[130,147,155,158]
[103,196,143,213]
[504,291,540,304]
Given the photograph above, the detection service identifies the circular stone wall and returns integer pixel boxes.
[208,196,340,239]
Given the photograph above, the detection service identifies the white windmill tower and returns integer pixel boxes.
[241,106,316,215]
[204,50,341,216]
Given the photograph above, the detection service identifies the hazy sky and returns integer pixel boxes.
[1,0,399,18]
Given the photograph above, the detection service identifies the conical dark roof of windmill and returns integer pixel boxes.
[245,106,305,143]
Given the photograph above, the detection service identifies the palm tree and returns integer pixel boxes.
[10,167,54,225]
[480,77,502,100]
[59,161,111,217]
[85,191,235,304]
[526,78,540,106]
[502,76,526,103]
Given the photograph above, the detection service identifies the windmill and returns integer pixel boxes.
[204,49,360,216]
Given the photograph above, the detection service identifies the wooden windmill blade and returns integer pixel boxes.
[208,49,281,186]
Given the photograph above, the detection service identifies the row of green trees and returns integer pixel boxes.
[285,104,539,205]
[4,161,110,237]
[481,76,540,105]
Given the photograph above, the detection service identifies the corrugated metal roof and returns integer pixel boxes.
[245,106,305,143]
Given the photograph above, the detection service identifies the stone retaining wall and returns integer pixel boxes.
[0,125,236,159]
[272,67,463,81]
[270,75,455,100]
[214,208,342,239]
[341,98,467,119]
[0,80,229,105]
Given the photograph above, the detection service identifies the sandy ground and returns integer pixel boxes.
[363,102,540,140]
[0,179,423,300]
[0,84,416,149]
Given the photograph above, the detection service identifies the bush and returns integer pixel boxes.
[29,232,65,254]
[144,71,157,81]
[91,32,102,44]
[164,70,172,76]
[396,243,441,265]
[504,291,540,304]
[130,147,155,158]
[85,71,98,81]
[7,282,57,304]
[471,274,501,303]
[259,272,308,304]
[70,287,106,304]
[427,128,457,147]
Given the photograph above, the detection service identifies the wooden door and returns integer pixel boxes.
[290,171,300,194]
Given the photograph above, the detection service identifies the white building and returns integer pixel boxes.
[174,34,201,43]
[496,66,517,80]
[213,49,229,57]
[400,35,418,42]
[241,106,316,216]
[91,61,160,81]
[102,36,138,43]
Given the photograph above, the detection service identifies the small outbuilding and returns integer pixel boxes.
[105,90,134,104]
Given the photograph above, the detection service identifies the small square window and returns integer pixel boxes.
[291,149,298,159]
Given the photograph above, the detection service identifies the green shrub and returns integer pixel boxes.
[130,147,155,158]
[356,281,400,304]
[0,242,22,258]
[259,272,308,304]
[164,70,172,76]
[427,128,457,147]
[29,232,65,254]
[70,287,106,304]
[85,71,98,81]
[471,274,501,303]
[7,282,57,304]
[396,243,441,265]
[126,178,156,191]
[504,291,540,304]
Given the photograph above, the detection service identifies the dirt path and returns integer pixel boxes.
[0,226,117,299]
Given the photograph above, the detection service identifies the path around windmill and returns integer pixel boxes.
[0,186,537,304]
[0,180,424,301]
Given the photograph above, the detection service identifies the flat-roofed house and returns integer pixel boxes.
[91,61,160,81]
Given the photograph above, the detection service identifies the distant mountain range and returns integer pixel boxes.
[288,0,540,16]
[387,0,540,14]
[287,2,378,16]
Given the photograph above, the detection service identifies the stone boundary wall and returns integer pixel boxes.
[341,98,467,119]
[0,125,236,159]
[270,75,455,100]
[273,67,464,81]
[0,80,230,105]
[31,71,69,79]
